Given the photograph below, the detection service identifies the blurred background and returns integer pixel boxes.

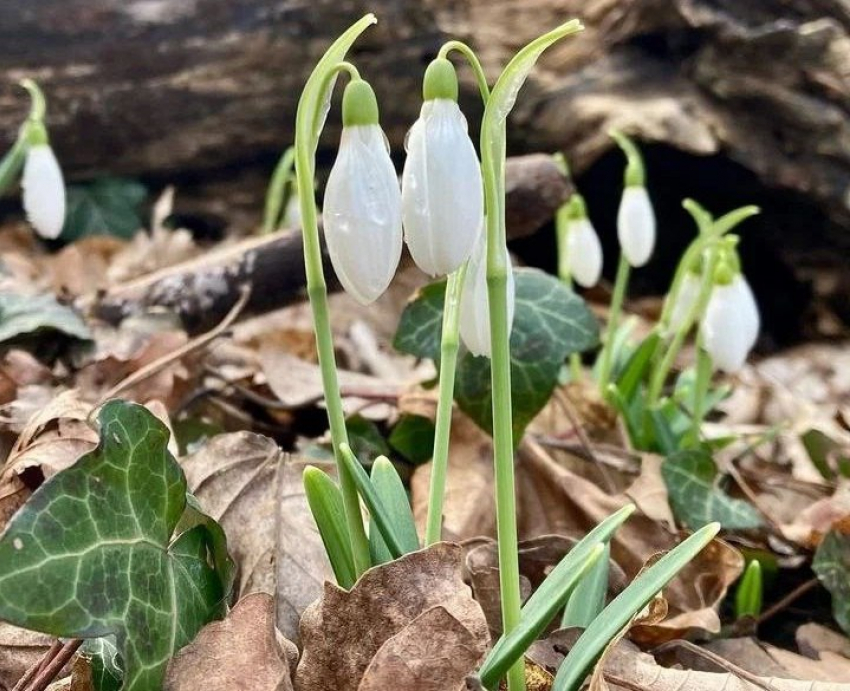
[1,0,848,349]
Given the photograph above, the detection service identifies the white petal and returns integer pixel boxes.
[734,275,760,350]
[617,186,655,267]
[323,125,403,305]
[22,145,65,239]
[668,272,702,331]
[566,218,603,288]
[402,99,483,276]
[459,231,515,358]
[700,280,756,373]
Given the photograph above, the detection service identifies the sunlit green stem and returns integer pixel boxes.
[647,246,720,406]
[262,146,295,234]
[295,25,374,576]
[686,342,713,447]
[425,265,467,545]
[596,252,630,394]
[424,44,490,546]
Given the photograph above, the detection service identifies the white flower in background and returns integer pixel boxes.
[402,58,483,276]
[700,273,760,373]
[616,186,655,267]
[459,231,515,358]
[566,217,603,288]
[668,271,702,331]
[22,143,65,240]
[323,79,402,305]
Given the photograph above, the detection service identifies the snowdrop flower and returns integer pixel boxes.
[402,58,483,276]
[700,270,760,373]
[22,123,65,240]
[563,195,603,288]
[323,79,402,305]
[612,131,655,267]
[668,270,702,331]
[459,230,515,358]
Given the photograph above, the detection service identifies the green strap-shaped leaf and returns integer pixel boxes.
[562,542,610,629]
[662,449,762,530]
[394,269,598,440]
[0,135,27,196]
[552,523,720,691]
[368,458,420,565]
[303,466,357,589]
[0,400,231,691]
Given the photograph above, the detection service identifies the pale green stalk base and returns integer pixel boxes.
[425,267,466,545]
[597,252,631,395]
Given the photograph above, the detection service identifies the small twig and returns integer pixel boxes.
[14,638,83,691]
[652,639,782,691]
[603,672,652,691]
[533,434,640,472]
[756,577,819,626]
[93,284,251,410]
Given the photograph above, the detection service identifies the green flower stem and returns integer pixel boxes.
[0,135,26,197]
[20,78,46,123]
[480,20,583,691]
[294,15,376,577]
[425,265,466,545]
[424,42,490,546]
[687,342,713,446]
[596,251,631,394]
[646,245,720,406]
[262,146,295,234]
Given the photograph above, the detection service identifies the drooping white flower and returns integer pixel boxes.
[22,144,65,240]
[323,80,402,305]
[566,217,603,288]
[459,231,515,358]
[402,98,483,276]
[700,274,760,373]
[616,186,655,268]
[668,271,702,331]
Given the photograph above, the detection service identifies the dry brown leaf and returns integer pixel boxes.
[797,623,850,660]
[0,350,52,406]
[781,481,850,548]
[294,542,489,691]
[164,592,293,691]
[46,236,126,296]
[181,432,282,600]
[0,621,54,691]
[623,454,676,530]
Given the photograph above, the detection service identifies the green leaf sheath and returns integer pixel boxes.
[0,401,231,691]
[553,523,720,691]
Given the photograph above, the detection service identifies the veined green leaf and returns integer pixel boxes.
[368,458,419,565]
[477,505,634,689]
[388,414,436,465]
[0,292,91,344]
[303,467,356,589]
[0,401,231,691]
[813,530,850,635]
[339,444,406,560]
[552,523,720,691]
[562,542,610,629]
[63,177,147,240]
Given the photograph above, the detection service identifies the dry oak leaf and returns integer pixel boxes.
[0,622,55,691]
[164,593,293,691]
[295,542,490,691]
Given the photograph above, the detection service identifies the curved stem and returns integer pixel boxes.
[425,266,466,545]
[597,252,631,394]
[438,40,491,103]
[19,79,46,122]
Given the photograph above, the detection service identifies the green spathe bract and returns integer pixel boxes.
[0,401,233,691]
[294,14,377,576]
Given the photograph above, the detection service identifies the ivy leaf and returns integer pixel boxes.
[395,269,598,440]
[662,449,763,530]
[813,530,850,634]
[0,292,91,344]
[0,400,233,691]
[389,415,436,465]
[63,178,147,241]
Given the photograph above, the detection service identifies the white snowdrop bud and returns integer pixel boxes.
[700,273,760,373]
[668,271,702,331]
[323,80,402,305]
[566,217,603,288]
[22,142,65,240]
[459,231,515,358]
[616,186,655,267]
[402,59,483,276]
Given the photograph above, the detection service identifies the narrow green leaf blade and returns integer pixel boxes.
[734,559,763,619]
[615,332,660,401]
[562,542,611,629]
[303,467,357,589]
[0,135,26,196]
[552,523,721,691]
[368,458,419,565]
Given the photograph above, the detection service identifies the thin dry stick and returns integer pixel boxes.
[10,642,56,691]
[603,672,652,691]
[25,639,83,691]
[94,284,251,409]
[756,577,819,626]
[652,639,782,691]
